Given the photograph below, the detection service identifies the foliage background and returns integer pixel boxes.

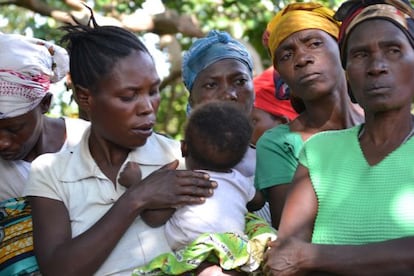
[0,0,343,139]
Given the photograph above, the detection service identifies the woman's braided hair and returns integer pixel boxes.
[60,8,151,93]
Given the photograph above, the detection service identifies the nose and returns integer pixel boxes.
[221,84,238,102]
[294,47,314,69]
[367,53,388,76]
[136,95,155,115]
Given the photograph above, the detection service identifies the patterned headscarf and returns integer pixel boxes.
[266,2,340,63]
[0,33,69,119]
[253,67,298,120]
[182,30,253,92]
[335,0,414,67]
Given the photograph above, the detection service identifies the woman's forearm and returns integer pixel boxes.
[303,238,414,275]
[32,190,146,276]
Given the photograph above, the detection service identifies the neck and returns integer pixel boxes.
[24,117,65,162]
[88,130,130,167]
[295,92,363,132]
[361,109,413,146]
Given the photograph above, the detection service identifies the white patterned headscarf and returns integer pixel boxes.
[0,33,69,119]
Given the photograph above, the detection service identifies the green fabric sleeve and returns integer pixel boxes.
[254,125,303,192]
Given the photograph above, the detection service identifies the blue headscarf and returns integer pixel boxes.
[182,30,254,92]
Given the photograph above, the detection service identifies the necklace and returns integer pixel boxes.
[358,121,414,144]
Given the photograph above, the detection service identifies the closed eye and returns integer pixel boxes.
[7,124,25,133]
[119,92,138,102]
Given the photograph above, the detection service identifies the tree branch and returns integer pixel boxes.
[3,0,203,37]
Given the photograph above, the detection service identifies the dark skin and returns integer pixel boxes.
[189,58,254,114]
[263,20,414,276]
[250,107,288,146]
[29,50,216,276]
[119,139,257,276]
[264,29,364,229]
[120,139,265,227]
[187,59,256,276]
[0,93,66,162]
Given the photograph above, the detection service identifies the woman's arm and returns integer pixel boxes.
[264,236,414,276]
[118,161,175,227]
[276,165,317,240]
[305,238,414,275]
[264,165,414,275]
[263,165,317,275]
[247,190,266,212]
[141,208,175,227]
[30,160,216,276]
[30,194,142,276]
[266,184,291,229]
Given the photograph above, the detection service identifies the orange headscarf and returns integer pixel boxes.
[253,67,298,120]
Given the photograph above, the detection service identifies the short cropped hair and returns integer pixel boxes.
[184,101,252,171]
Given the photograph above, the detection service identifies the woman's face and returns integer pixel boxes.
[0,107,44,161]
[346,20,414,113]
[189,59,254,114]
[250,107,286,145]
[89,50,161,149]
[274,29,344,101]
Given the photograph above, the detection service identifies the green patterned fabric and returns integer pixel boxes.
[133,213,277,275]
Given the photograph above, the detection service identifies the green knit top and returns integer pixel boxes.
[299,125,414,245]
[255,124,304,199]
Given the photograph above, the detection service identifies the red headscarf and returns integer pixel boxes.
[253,67,298,121]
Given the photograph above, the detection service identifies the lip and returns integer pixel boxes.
[0,151,18,160]
[365,84,391,94]
[131,122,154,138]
[298,72,321,84]
[131,128,153,137]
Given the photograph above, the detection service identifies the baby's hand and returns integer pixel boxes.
[119,162,142,188]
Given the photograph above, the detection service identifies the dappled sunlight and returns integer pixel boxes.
[391,189,414,231]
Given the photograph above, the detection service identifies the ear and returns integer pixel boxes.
[74,85,92,114]
[180,140,188,157]
[345,71,358,104]
[347,82,358,104]
[39,93,53,114]
[188,94,194,108]
[279,115,290,124]
[186,95,194,116]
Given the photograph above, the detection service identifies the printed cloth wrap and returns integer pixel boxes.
[334,0,414,67]
[133,212,277,276]
[0,197,40,276]
[253,67,298,120]
[182,30,253,93]
[0,33,69,119]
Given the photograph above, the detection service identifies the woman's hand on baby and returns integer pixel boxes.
[263,237,308,276]
[129,160,217,209]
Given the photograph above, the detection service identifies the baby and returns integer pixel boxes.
[172,101,264,249]
[120,101,267,274]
